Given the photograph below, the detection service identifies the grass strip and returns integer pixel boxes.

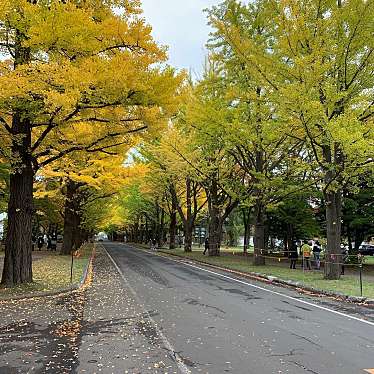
[0,243,93,298]
[160,248,374,299]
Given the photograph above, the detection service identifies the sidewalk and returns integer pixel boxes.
[76,247,179,374]
[0,247,179,373]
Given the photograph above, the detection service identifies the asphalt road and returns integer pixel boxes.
[103,242,374,374]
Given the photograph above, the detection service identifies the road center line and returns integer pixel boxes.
[102,245,192,374]
[130,245,374,328]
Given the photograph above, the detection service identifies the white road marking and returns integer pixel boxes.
[102,245,192,374]
[128,245,374,328]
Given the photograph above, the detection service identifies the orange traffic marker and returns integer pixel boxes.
[364,369,374,374]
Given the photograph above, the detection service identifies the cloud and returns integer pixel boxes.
[141,0,218,76]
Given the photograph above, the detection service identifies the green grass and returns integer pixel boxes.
[160,248,374,299]
[0,244,93,298]
[364,256,374,265]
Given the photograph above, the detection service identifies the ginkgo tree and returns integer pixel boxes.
[208,0,374,278]
[207,2,311,264]
[143,126,208,252]
[175,69,244,256]
[0,0,183,285]
[36,150,130,254]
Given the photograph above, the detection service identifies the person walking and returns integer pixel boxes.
[37,235,44,251]
[50,233,57,251]
[203,237,209,255]
[152,238,157,251]
[288,241,298,269]
[301,240,312,270]
[341,246,348,275]
[47,235,52,250]
[313,240,322,270]
[32,234,36,251]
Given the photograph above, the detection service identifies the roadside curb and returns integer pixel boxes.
[0,245,96,302]
[150,248,374,307]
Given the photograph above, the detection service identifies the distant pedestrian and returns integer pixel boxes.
[288,241,298,269]
[32,234,36,251]
[341,246,348,275]
[313,240,322,270]
[301,240,312,270]
[37,235,44,251]
[47,235,52,250]
[50,234,57,251]
[150,238,157,251]
[203,237,209,255]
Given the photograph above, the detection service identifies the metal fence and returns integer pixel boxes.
[253,248,371,297]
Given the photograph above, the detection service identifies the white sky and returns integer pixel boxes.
[141,0,219,78]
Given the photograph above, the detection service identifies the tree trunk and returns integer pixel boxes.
[169,198,177,250]
[253,147,266,265]
[72,215,83,250]
[182,177,194,252]
[61,215,73,255]
[354,229,364,252]
[61,181,80,255]
[145,217,149,243]
[253,200,266,266]
[1,116,33,285]
[184,221,193,252]
[324,190,342,279]
[159,208,165,247]
[347,225,353,253]
[242,208,251,254]
[208,179,221,256]
[286,223,294,257]
[1,36,33,286]
[323,144,343,280]
[208,217,222,257]
[134,220,140,243]
[243,225,249,254]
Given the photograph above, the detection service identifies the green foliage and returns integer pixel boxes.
[267,193,321,240]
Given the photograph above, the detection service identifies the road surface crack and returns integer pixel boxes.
[288,360,320,374]
[269,348,303,357]
[290,332,322,348]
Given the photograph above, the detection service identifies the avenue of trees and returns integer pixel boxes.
[109,0,374,280]
[0,0,373,285]
[0,0,183,285]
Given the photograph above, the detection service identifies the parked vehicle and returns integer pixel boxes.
[359,243,374,256]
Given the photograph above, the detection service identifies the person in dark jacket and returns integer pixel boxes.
[37,235,44,251]
[50,233,57,251]
[32,234,36,251]
[47,235,52,250]
[203,237,209,255]
[341,246,348,275]
[289,241,298,269]
[313,240,322,270]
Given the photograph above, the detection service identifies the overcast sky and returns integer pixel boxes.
[141,0,219,78]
